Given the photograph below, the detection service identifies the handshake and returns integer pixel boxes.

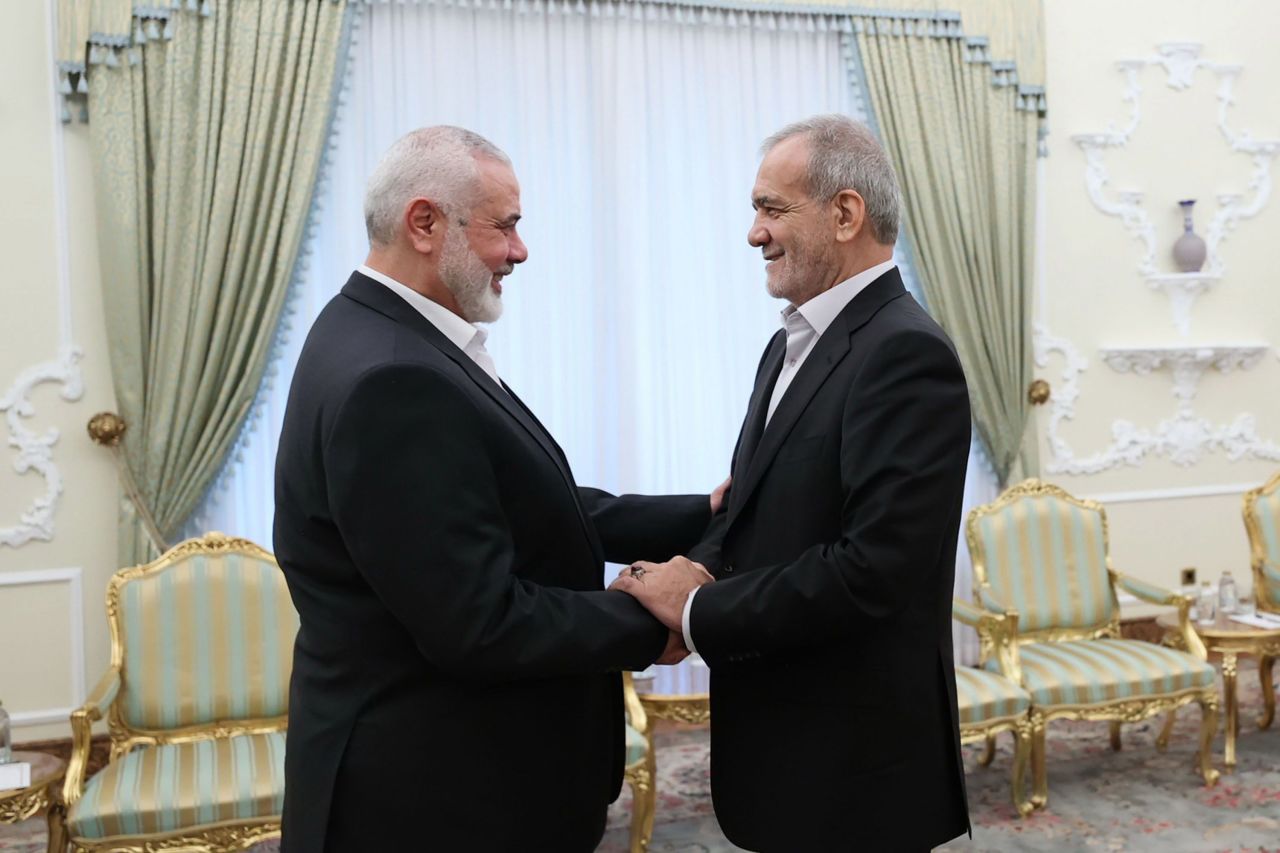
[610,555,715,666]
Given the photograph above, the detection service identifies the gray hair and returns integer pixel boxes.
[761,115,901,244]
[364,126,511,246]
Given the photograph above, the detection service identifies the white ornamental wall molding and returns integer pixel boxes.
[1036,327,1280,474]
[0,349,84,547]
[2,1,86,548]
[1071,42,1279,337]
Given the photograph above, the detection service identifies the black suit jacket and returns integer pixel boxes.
[687,268,971,851]
[273,271,709,852]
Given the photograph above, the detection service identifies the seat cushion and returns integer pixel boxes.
[955,666,1031,726]
[68,732,284,840]
[625,723,648,767]
[986,639,1215,708]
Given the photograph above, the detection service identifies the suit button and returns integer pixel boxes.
[723,564,735,574]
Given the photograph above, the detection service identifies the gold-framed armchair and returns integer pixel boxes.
[58,533,299,853]
[1244,470,1280,728]
[966,479,1219,809]
[621,672,656,853]
[951,599,1033,816]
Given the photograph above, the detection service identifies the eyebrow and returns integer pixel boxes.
[752,194,781,209]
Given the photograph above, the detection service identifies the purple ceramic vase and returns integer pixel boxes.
[1172,199,1207,273]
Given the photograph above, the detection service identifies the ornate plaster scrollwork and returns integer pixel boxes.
[1070,42,1278,336]
[0,347,84,547]
[1037,332,1280,473]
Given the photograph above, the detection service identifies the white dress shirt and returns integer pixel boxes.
[681,259,897,654]
[357,264,504,387]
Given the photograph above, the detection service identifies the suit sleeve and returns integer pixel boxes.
[688,328,971,664]
[324,363,667,683]
[577,488,710,565]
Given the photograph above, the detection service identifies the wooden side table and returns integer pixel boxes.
[0,751,68,853]
[1157,611,1280,770]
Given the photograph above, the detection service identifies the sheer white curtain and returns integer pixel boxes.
[189,0,863,692]
[953,439,999,665]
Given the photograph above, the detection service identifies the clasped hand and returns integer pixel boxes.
[610,556,714,665]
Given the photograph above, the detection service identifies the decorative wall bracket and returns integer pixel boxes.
[1038,337,1280,473]
[1143,272,1221,336]
[0,347,84,547]
[1071,42,1278,336]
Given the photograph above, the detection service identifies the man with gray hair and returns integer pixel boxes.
[274,126,721,851]
[614,114,972,849]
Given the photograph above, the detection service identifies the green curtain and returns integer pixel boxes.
[854,15,1041,484]
[69,0,348,564]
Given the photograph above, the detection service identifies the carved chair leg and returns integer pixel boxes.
[1197,694,1221,788]
[979,732,996,767]
[1109,720,1122,751]
[1030,714,1048,810]
[1011,719,1033,817]
[627,761,654,853]
[45,801,68,853]
[1156,710,1176,751]
[1259,654,1276,731]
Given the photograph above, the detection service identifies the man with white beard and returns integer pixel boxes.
[273,126,720,851]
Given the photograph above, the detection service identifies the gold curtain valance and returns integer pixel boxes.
[338,0,1043,88]
[54,0,340,121]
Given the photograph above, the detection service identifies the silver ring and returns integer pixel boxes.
[629,565,647,580]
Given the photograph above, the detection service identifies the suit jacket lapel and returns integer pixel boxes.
[501,381,606,564]
[341,273,602,559]
[728,331,785,517]
[727,268,909,528]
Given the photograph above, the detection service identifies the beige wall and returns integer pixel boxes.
[1037,0,1280,596]
[2,0,1277,740]
[0,1,117,742]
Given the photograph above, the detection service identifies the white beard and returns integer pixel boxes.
[440,226,503,324]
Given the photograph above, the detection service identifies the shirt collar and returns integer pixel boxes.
[781,258,897,335]
[358,264,483,354]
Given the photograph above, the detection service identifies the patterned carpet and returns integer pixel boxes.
[4,662,1277,852]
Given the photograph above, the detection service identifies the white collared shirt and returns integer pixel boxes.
[357,264,503,387]
[681,259,897,654]
[765,258,897,423]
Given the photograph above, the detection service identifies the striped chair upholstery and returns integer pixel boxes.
[956,666,1030,726]
[117,550,298,730]
[60,535,296,851]
[986,639,1215,708]
[971,490,1116,633]
[67,732,284,839]
[625,722,647,767]
[1245,473,1280,609]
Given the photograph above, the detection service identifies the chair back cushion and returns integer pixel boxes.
[116,546,298,729]
[1246,476,1280,605]
[970,484,1115,634]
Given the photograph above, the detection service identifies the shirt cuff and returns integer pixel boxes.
[681,586,699,655]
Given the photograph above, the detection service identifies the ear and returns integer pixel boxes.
[404,198,446,254]
[832,189,867,244]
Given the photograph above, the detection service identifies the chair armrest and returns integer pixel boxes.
[621,672,649,736]
[951,597,990,627]
[1109,569,1206,658]
[952,598,1022,685]
[1110,569,1182,606]
[976,584,1012,615]
[63,668,121,807]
